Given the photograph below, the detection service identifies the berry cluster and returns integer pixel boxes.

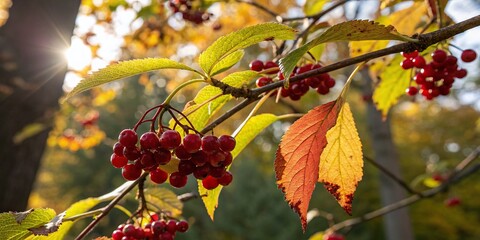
[111,128,234,190]
[402,49,477,100]
[112,219,189,240]
[168,0,212,24]
[250,60,336,101]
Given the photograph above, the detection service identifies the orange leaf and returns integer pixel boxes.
[319,103,363,214]
[275,101,340,230]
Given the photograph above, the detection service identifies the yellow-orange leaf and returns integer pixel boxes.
[275,101,340,230]
[319,103,363,214]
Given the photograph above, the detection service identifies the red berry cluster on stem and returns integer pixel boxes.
[110,104,234,190]
[250,60,336,101]
[168,0,212,24]
[112,218,189,240]
[402,49,477,100]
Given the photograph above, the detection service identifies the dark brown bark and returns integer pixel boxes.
[0,0,80,212]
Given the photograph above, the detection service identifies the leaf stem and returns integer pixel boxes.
[163,79,205,106]
[232,92,273,137]
[338,62,366,100]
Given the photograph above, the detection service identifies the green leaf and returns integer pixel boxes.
[0,208,56,240]
[304,0,328,16]
[199,23,296,76]
[144,188,183,217]
[64,58,200,101]
[199,113,279,219]
[372,54,411,117]
[171,71,259,132]
[210,50,244,76]
[280,20,414,81]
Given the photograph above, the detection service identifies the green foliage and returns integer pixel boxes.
[0,208,56,240]
[199,22,296,76]
[210,50,245,76]
[144,188,183,216]
[280,20,414,81]
[64,58,200,101]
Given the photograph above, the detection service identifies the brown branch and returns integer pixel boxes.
[75,172,149,240]
[327,146,480,233]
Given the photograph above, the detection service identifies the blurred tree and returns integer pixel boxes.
[0,0,80,212]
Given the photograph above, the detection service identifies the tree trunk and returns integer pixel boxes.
[362,69,414,240]
[0,0,80,212]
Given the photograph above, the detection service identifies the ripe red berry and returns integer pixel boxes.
[169,172,188,188]
[256,77,272,87]
[176,220,189,232]
[193,164,211,179]
[140,152,156,169]
[154,148,172,165]
[445,55,458,65]
[178,160,196,175]
[122,224,136,236]
[122,164,142,181]
[201,135,220,153]
[110,153,128,168]
[123,146,141,160]
[431,49,447,63]
[202,175,219,190]
[325,77,336,88]
[139,132,160,150]
[445,197,461,207]
[249,60,264,71]
[406,86,418,96]
[112,230,124,240]
[223,152,233,166]
[166,220,177,234]
[118,129,138,147]
[402,51,418,59]
[401,59,414,69]
[160,232,174,240]
[461,49,477,62]
[175,144,192,160]
[182,134,202,153]
[150,168,168,184]
[160,130,181,150]
[151,220,166,235]
[264,61,279,73]
[412,56,426,68]
[218,135,236,152]
[113,142,125,156]
[218,171,233,186]
[210,166,226,178]
[455,68,467,78]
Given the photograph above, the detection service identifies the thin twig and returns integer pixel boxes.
[327,146,480,233]
[235,0,279,19]
[364,156,419,194]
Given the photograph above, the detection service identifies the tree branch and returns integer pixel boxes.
[326,146,480,233]
[364,156,419,194]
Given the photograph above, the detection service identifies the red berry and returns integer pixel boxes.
[118,129,138,147]
[210,166,226,178]
[402,51,418,59]
[414,73,426,84]
[140,152,156,169]
[123,146,141,160]
[406,86,418,96]
[445,55,458,65]
[122,164,142,181]
[160,130,181,150]
[140,132,160,150]
[316,85,329,95]
[193,164,211,179]
[113,142,125,156]
[256,77,272,87]
[455,68,467,78]
[218,171,233,186]
[112,230,124,240]
[249,60,264,71]
[401,59,414,69]
[178,160,196,175]
[123,224,136,236]
[154,148,172,165]
[110,153,128,168]
[461,49,477,62]
[432,49,447,63]
[209,151,226,167]
[421,65,434,77]
[191,150,208,166]
[150,168,168,184]
[202,175,219,190]
[325,77,336,88]
[264,61,279,73]
[176,220,189,232]
[218,135,236,152]
[324,233,345,240]
[151,220,166,235]
[182,134,202,153]
[166,220,177,234]
[445,197,461,207]
[412,56,426,68]
[201,135,220,153]
[223,152,233,166]
[306,77,321,88]
[160,232,174,240]
[169,172,188,188]
[174,144,191,160]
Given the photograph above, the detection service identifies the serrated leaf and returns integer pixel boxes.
[0,208,56,240]
[199,114,279,219]
[199,23,295,76]
[319,103,363,214]
[372,54,411,117]
[275,101,340,230]
[145,188,183,217]
[210,50,244,76]
[64,58,200,100]
[171,71,258,132]
[304,0,328,16]
[280,20,413,81]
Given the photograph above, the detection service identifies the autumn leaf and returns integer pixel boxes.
[275,101,340,230]
[318,103,363,214]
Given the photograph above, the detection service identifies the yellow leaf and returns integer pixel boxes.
[388,2,427,36]
[319,103,363,214]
